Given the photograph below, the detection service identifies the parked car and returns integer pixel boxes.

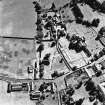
[7,82,29,93]
[30,91,41,100]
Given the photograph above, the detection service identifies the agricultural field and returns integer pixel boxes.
[0,38,36,79]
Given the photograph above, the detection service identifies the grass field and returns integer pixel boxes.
[0,38,36,78]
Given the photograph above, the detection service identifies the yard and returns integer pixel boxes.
[61,70,102,105]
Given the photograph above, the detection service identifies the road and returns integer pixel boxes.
[0,73,53,83]
[56,42,73,71]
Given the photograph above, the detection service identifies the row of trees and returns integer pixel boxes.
[71,4,100,28]
[78,0,105,14]
[84,79,104,103]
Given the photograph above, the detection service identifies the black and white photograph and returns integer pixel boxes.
[0,0,105,105]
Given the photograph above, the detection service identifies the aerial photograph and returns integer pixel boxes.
[1,0,105,105]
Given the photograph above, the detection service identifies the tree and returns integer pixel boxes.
[85,80,96,91]
[42,60,50,66]
[39,72,44,79]
[33,1,42,12]
[102,48,105,54]
[91,18,100,27]
[82,20,91,27]
[42,53,50,66]
[75,98,85,105]
[59,58,63,63]
[51,71,59,78]
[36,25,43,31]
[39,62,44,72]
[83,0,101,12]
[96,91,104,102]
[62,95,66,102]
[66,88,75,96]
[43,53,50,60]
[35,31,44,40]
[42,13,47,18]
[68,42,75,50]
[71,4,84,21]
[99,50,104,57]
[66,33,71,41]
[40,94,45,100]
[93,53,99,61]
[59,30,66,38]
[39,61,44,79]
[36,100,44,105]
[76,18,83,24]
[93,100,98,105]
[36,18,42,25]
[99,27,105,34]
[95,26,105,40]
[49,2,56,11]
[61,23,67,31]
[82,47,91,57]
[95,71,102,77]
[101,1,105,13]
[72,66,78,71]
[44,32,49,38]
[44,21,53,30]
[89,96,95,102]
[37,44,44,58]
[50,41,56,48]
[75,81,82,89]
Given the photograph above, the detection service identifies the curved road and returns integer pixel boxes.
[56,42,73,71]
